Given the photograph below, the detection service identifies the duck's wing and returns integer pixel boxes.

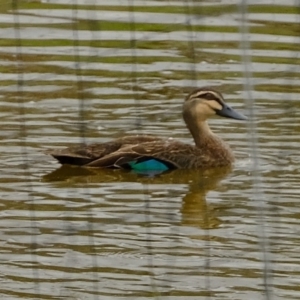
[46,135,163,166]
[86,139,201,170]
[46,141,121,166]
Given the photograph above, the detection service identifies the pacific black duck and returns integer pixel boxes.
[47,87,246,171]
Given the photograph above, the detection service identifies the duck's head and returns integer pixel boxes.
[183,87,247,122]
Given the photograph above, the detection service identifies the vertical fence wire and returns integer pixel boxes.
[12,0,40,296]
[127,0,159,296]
[184,1,212,298]
[71,1,99,298]
[239,1,272,299]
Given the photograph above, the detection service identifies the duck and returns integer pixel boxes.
[47,87,247,172]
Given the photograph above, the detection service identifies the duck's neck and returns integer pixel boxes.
[188,120,217,148]
[187,119,234,161]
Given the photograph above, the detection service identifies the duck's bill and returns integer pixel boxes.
[216,103,247,120]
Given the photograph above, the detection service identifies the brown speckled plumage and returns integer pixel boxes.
[47,87,246,170]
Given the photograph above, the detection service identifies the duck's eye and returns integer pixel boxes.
[201,93,217,101]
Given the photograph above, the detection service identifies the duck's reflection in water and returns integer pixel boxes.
[43,165,232,230]
[180,167,231,229]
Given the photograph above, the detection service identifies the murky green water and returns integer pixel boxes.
[0,1,299,299]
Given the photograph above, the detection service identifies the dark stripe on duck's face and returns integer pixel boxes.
[197,91,221,102]
[190,90,224,104]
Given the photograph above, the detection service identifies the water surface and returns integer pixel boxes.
[0,1,299,299]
